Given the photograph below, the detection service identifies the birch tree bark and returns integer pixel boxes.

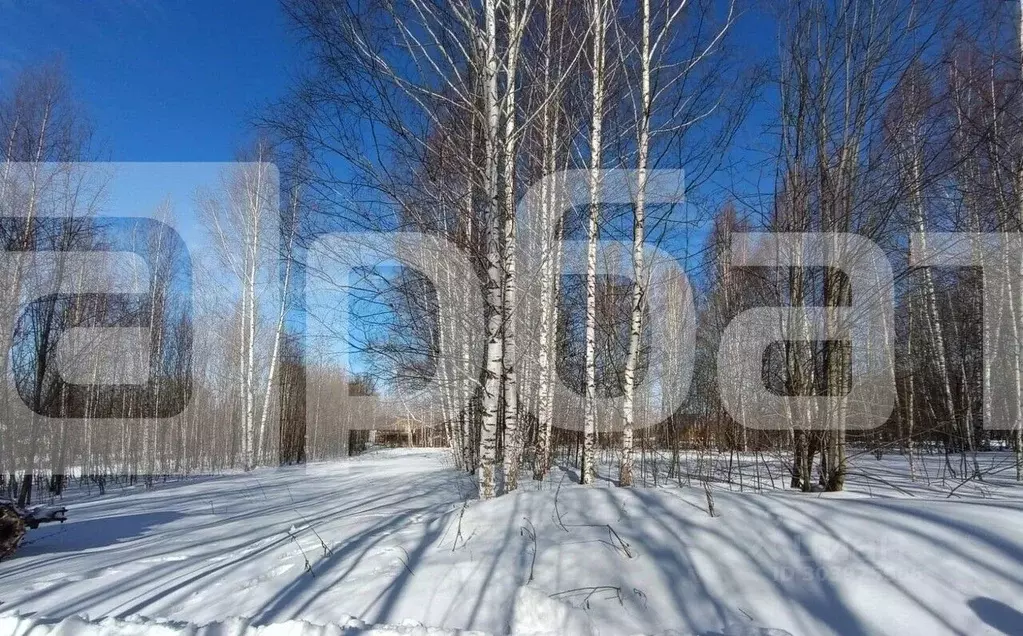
[581,0,608,485]
[501,0,532,493]
[620,0,652,489]
[256,179,299,464]
[479,0,503,499]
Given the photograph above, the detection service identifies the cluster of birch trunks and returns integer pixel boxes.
[4,0,1023,505]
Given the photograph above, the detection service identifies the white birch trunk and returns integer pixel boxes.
[1015,0,1023,479]
[479,0,502,499]
[501,0,522,492]
[256,195,296,465]
[621,0,652,488]
[241,165,263,471]
[533,0,561,481]
[582,0,607,485]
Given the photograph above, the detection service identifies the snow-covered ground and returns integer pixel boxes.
[1,449,1022,635]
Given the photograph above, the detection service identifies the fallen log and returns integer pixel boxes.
[0,499,67,561]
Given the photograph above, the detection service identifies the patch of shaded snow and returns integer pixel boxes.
[0,612,491,636]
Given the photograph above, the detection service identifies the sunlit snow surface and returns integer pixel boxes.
[2,448,1022,635]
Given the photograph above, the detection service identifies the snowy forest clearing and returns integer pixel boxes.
[1,449,1021,635]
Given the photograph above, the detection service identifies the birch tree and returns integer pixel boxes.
[199,145,279,470]
[619,0,736,487]
[581,0,610,485]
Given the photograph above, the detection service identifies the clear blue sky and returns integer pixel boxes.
[0,0,298,160]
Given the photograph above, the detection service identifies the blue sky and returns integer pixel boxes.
[0,0,772,376]
[0,0,298,160]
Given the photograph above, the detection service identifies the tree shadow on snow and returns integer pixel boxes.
[969,597,1023,635]
[14,511,186,557]
[617,487,1023,635]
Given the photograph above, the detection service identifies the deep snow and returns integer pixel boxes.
[1,449,1022,635]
